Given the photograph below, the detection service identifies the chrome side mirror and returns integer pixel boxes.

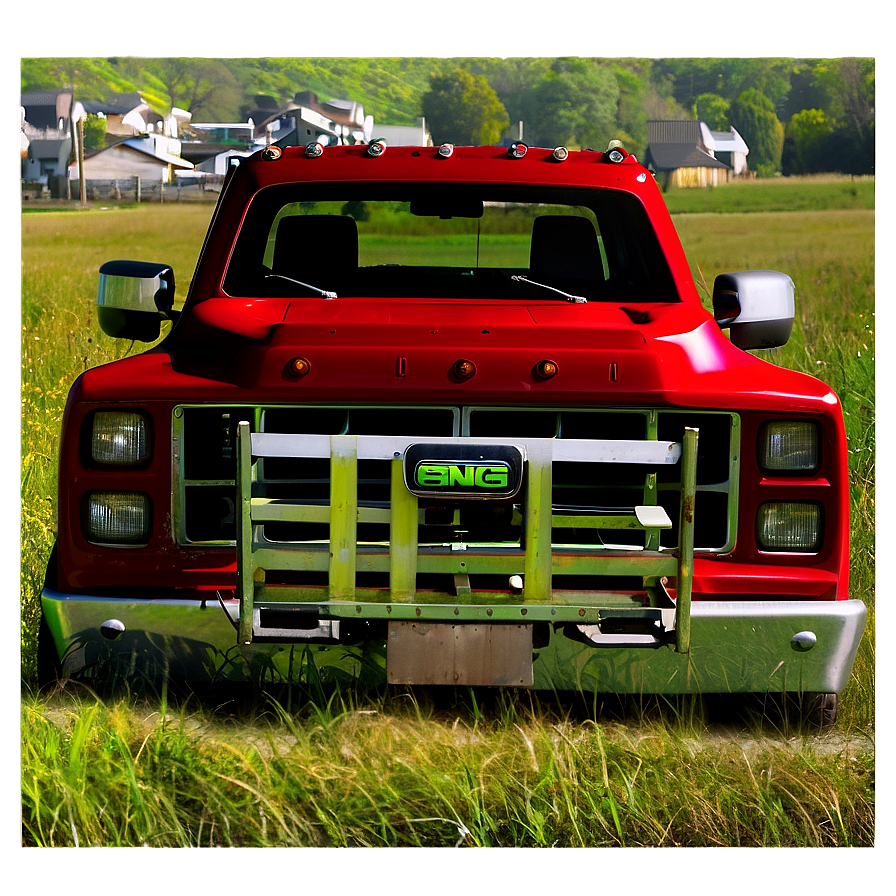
[97,260,176,341]
[712,270,795,350]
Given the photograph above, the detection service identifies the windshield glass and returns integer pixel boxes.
[223,184,679,303]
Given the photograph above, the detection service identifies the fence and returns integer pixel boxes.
[59,175,224,203]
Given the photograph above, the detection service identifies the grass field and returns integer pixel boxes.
[20,177,875,847]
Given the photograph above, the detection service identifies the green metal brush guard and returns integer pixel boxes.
[235,422,699,673]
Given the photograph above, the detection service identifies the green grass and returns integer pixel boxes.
[662,174,875,215]
[21,689,874,847]
[20,181,875,846]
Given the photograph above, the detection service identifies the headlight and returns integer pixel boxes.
[84,491,152,545]
[756,501,821,552]
[90,411,151,466]
[759,421,818,472]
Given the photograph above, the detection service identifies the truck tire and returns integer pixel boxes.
[36,615,62,690]
[801,692,838,730]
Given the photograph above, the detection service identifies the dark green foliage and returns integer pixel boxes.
[730,89,785,176]
[340,200,370,222]
[693,93,730,131]
[507,58,619,150]
[421,68,509,145]
[82,114,106,152]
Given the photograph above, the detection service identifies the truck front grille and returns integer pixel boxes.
[173,405,738,553]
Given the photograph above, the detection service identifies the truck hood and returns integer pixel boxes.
[77,296,840,414]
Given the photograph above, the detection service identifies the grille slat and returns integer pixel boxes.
[173,405,737,553]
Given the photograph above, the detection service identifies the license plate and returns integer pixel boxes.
[387,622,533,686]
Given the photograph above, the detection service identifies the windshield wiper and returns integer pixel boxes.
[511,275,587,303]
[265,273,337,299]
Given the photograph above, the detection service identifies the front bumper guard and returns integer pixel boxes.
[41,589,866,695]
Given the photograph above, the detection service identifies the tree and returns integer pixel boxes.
[729,89,784,176]
[693,93,730,131]
[421,68,509,145]
[82,114,107,152]
[521,58,619,150]
[785,108,836,174]
[145,58,242,119]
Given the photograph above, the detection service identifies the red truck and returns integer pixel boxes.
[39,140,866,723]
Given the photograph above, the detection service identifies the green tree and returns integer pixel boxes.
[693,93,730,130]
[786,108,836,174]
[82,114,107,152]
[610,59,655,157]
[144,58,242,119]
[518,58,619,149]
[729,88,785,176]
[421,68,509,145]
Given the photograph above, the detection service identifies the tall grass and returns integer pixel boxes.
[22,689,874,847]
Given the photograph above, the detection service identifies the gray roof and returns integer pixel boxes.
[22,90,66,102]
[647,120,703,145]
[646,143,728,171]
[27,137,70,159]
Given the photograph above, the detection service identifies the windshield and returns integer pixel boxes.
[223,184,679,303]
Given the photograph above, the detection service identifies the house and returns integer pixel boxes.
[252,91,369,147]
[370,118,432,147]
[701,124,750,176]
[21,89,74,184]
[68,133,193,185]
[79,93,163,137]
[179,122,256,173]
[644,120,740,190]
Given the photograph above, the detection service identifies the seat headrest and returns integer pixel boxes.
[529,215,603,283]
[272,214,359,274]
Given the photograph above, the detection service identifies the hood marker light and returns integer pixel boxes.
[508,142,528,159]
[288,357,311,378]
[453,359,476,380]
[438,143,454,158]
[534,360,559,379]
[366,139,387,157]
[304,142,324,158]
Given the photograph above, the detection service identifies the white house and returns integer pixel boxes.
[69,133,193,184]
[700,123,750,176]
[370,118,432,146]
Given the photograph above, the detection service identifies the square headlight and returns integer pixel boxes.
[91,411,151,466]
[84,491,152,545]
[756,501,822,552]
[759,420,818,473]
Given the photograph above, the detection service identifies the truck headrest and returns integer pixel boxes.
[273,214,359,274]
[529,215,603,283]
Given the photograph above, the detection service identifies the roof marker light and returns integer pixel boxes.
[605,140,628,163]
[508,142,528,159]
[305,142,324,158]
[261,146,282,160]
[552,146,569,162]
[438,143,455,158]
[366,139,387,157]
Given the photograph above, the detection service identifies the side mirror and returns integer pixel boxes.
[712,270,794,350]
[97,260,177,341]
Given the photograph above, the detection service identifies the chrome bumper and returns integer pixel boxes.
[41,589,866,695]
